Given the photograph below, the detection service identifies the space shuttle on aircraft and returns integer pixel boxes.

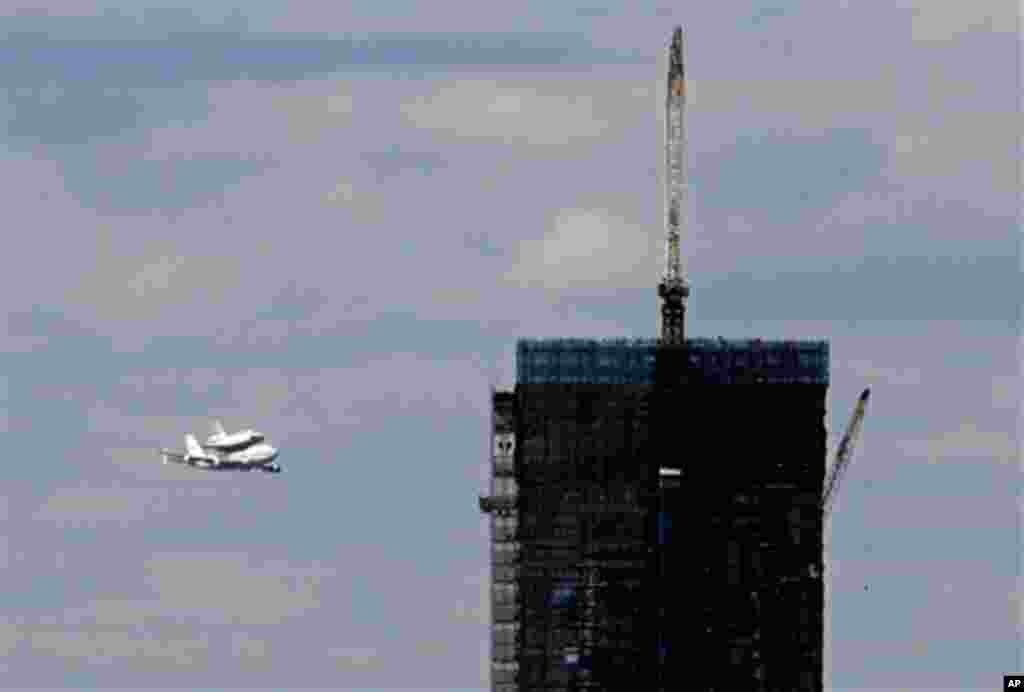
[159,422,282,474]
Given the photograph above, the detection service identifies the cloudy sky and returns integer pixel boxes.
[1,1,1019,689]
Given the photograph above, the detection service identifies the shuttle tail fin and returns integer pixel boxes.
[185,434,204,459]
[211,420,226,438]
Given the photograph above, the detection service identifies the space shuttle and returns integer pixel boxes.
[205,420,265,450]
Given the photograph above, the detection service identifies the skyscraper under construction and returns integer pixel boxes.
[479,27,829,691]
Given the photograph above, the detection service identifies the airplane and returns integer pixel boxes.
[160,433,282,474]
[205,420,265,451]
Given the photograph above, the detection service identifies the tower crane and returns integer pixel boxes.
[822,388,871,517]
[659,26,690,344]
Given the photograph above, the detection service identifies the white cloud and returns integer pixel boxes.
[87,407,208,447]
[845,359,923,387]
[325,180,356,204]
[127,254,186,297]
[884,113,1019,198]
[989,374,1019,412]
[230,632,268,659]
[143,552,336,625]
[28,628,209,666]
[687,77,903,134]
[906,0,1016,41]
[505,208,659,291]
[0,620,23,659]
[33,486,173,525]
[4,50,1012,352]
[401,79,636,146]
[59,599,201,628]
[0,79,393,351]
[95,354,488,451]
[909,638,929,657]
[414,638,452,657]
[145,80,355,160]
[327,646,378,667]
[33,480,245,522]
[452,568,489,625]
[91,379,325,452]
[899,420,1017,466]
[67,237,248,343]
[261,5,569,34]
[120,369,228,397]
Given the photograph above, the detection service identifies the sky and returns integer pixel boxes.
[0,1,1019,689]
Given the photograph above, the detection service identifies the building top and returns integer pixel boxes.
[516,338,828,385]
[518,337,828,350]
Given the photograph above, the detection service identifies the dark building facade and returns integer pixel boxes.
[655,352,828,690]
[483,338,828,691]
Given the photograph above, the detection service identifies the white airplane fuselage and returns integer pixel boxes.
[216,441,279,466]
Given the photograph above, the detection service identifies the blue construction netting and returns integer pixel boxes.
[516,338,829,385]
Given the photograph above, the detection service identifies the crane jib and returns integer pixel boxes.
[660,26,688,342]
[822,390,870,515]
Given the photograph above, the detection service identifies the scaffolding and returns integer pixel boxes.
[480,389,519,692]
[482,339,829,690]
[512,356,658,690]
[517,338,828,386]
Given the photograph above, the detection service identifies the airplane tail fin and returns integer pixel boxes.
[185,434,204,459]
[211,420,226,437]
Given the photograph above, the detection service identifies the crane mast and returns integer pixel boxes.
[822,388,871,517]
[659,26,690,344]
